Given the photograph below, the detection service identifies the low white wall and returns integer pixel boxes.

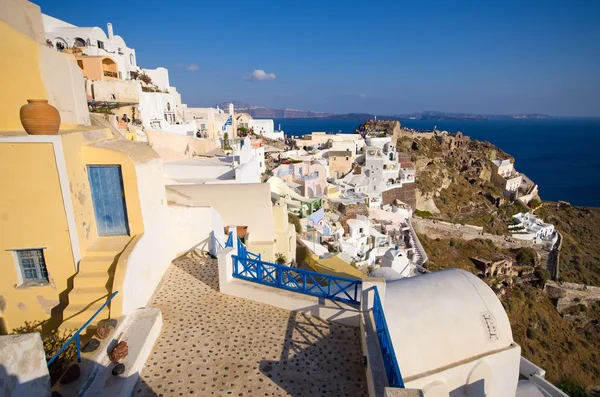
[217,247,360,327]
[404,346,521,397]
[519,357,568,397]
[234,157,261,183]
[167,205,225,257]
[511,232,536,241]
[120,158,224,315]
[0,334,50,397]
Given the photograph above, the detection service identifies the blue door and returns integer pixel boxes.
[87,165,129,236]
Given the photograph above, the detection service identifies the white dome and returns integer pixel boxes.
[384,269,514,380]
[370,267,404,281]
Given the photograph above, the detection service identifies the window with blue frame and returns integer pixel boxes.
[16,249,49,283]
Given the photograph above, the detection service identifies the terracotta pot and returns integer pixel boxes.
[19,99,60,135]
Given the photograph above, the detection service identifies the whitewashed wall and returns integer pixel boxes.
[120,158,224,314]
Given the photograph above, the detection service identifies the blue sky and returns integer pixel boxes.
[35,0,600,116]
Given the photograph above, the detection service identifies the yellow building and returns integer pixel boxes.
[329,150,354,179]
[0,0,228,334]
[68,54,120,81]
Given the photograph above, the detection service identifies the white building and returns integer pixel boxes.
[340,216,371,260]
[337,136,415,207]
[491,159,523,197]
[380,248,412,277]
[130,66,198,137]
[137,84,196,137]
[249,119,285,141]
[385,269,557,396]
[510,212,555,241]
[163,137,263,185]
[42,14,138,80]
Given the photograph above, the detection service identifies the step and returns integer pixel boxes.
[77,260,116,273]
[80,255,120,264]
[72,271,114,288]
[53,308,163,397]
[68,286,110,302]
[85,236,131,255]
[61,300,111,331]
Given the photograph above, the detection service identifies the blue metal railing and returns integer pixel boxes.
[232,255,361,305]
[225,232,234,248]
[224,232,261,261]
[236,237,261,261]
[372,287,404,388]
[47,291,119,366]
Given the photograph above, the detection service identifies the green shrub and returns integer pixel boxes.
[526,327,537,339]
[288,213,302,234]
[275,253,287,264]
[12,321,77,384]
[535,268,551,286]
[557,381,591,397]
[415,209,433,218]
[516,247,537,266]
[529,199,542,208]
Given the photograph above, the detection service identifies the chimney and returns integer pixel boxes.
[107,23,114,39]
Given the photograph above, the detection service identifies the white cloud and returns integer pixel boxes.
[186,63,199,72]
[359,93,367,98]
[244,69,276,81]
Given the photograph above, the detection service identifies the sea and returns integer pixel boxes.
[273,118,600,208]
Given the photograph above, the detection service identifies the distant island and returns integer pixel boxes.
[397,111,553,121]
[212,102,554,121]
[213,101,333,119]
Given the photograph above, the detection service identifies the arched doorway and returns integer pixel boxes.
[73,37,86,47]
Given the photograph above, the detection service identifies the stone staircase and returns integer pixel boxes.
[61,236,130,331]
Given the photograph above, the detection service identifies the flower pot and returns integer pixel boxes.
[19,99,60,135]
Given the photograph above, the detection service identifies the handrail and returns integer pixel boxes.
[372,287,404,388]
[232,255,361,305]
[225,232,233,248]
[47,291,119,366]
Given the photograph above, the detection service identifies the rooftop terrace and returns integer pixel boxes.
[134,252,368,396]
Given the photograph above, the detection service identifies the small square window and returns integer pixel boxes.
[16,249,49,284]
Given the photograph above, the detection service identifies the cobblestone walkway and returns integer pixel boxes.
[134,251,368,397]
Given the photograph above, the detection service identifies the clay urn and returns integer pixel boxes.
[19,99,60,135]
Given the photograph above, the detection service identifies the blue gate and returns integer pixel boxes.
[87,165,129,236]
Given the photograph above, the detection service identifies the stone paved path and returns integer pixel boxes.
[134,251,368,397]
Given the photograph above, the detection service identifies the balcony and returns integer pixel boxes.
[103,70,118,78]
[298,172,319,181]
[276,168,293,177]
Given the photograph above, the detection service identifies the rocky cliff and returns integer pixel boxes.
[396,133,526,235]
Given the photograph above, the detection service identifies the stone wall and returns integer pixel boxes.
[382,184,416,209]
[544,281,600,312]
[412,217,536,250]
[0,334,50,397]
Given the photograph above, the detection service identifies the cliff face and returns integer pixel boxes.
[397,134,524,235]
